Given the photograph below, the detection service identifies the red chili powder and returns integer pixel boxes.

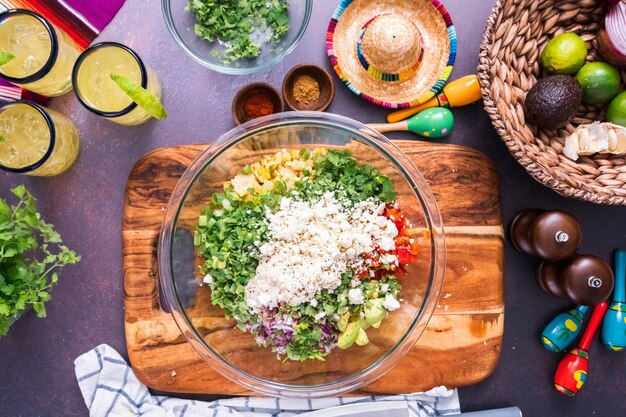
[244,93,275,119]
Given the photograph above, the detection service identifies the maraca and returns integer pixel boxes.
[554,301,608,396]
[386,75,481,123]
[602,249,626,351]
[367,107,454,138]
[542,305,589,352]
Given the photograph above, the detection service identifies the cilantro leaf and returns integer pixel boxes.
[186,0,290,62]
[0,186,80,336]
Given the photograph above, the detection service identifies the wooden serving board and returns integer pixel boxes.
[123,141,504,395]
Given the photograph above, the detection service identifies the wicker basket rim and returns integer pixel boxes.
[478,0,626,206]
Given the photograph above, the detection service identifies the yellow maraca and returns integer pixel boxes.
[387,74,481,123]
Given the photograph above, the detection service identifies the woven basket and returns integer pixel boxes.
[478,0,626,205]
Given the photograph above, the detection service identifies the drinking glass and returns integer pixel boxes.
[0,9,81,97]
[0,100,80,176]
[72,42,162,126]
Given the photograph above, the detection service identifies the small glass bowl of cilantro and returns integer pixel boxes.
[158,112,445,397]
[162,0,312,74]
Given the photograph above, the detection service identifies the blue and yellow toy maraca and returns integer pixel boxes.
[542,305,589,352]
[602,249,626,351]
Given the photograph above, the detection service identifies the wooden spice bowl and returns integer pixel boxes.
[282,63,335,112]
[232,82,284,125]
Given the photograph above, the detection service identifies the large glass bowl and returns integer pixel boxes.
[162,0,312,74]
[158,112,446,397]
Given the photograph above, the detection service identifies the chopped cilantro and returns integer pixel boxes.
[186,0,290,62]
[296,150,397,204]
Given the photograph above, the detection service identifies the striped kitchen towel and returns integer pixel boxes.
[0,0,125,103]
[75,344,461,417]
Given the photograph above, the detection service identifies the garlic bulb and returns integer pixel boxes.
[563,122,626,161]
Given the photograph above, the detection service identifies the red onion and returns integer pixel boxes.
[598,0,626,68]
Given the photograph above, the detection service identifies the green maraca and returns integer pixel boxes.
[367,107,454,138]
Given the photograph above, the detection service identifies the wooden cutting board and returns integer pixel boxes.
[123,141,504,395]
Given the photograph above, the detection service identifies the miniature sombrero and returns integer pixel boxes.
[327,0,456,109]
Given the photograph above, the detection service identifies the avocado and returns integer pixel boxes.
[360,317,371,330]
[338,320,361,349]
[337,311,350,332]
[365,299,387,325]
[355,327,369,346]
[524,75,583,130]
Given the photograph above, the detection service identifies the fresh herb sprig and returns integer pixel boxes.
[186,0,290,63]
[0,186,80,336]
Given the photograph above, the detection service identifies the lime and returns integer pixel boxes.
[541,33,587,75]
[575,62,621,106]
[0,51,15,66]
[110,73,167,120]
[607,91,626,127]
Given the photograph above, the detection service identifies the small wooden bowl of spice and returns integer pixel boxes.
[282,64,335,112]
[232,82,284,125]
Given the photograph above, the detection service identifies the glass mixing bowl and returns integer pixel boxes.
[162,0,312,74]
[158,112,446,397]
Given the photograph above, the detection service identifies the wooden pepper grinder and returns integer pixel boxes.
[542,305,589,352]
[554,301,608,396]
[510,209,581,261]
[537,255,614,305]
[602,249,626,351]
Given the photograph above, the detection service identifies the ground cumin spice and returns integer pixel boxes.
[292,75,320,104]
[244,93,275,119]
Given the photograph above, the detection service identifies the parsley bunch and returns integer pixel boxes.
[0,186,80,336]
[186,0,290,62]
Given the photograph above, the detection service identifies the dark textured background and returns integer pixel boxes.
[1,1,625,416]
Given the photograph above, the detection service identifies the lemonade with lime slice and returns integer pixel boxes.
[0,9,81,97]
[72,42,163,126]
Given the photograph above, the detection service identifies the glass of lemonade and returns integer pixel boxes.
[72,42,162,126]
[0,100,80,176]
[0,9,81,97]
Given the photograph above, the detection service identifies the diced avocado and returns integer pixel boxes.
[365,281,379,299]
[365,299,387,325]
[356,327,369,346]
[360,317,371,330]
[337,311,350,332]
[338,321,361,349]
[370,320,382,328]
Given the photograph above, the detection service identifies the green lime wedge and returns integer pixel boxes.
[110,73,167,120]
[0,51,15,66]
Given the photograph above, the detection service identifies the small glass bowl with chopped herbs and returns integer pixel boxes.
[158,112,445,397]
[162,0,312,74]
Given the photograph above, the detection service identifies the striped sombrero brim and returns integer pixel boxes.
[327,0,457,109]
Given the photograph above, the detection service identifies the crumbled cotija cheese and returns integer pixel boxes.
[245,192,398,311]
[383,294,400,311]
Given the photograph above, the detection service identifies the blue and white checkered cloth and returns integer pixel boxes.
[75,344,461,417]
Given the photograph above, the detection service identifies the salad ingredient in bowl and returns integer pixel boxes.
[159,112,445,397]
[196,148,423,361]
[186,0,290,63]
